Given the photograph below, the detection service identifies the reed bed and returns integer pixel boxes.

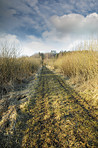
[0,45,41,93]
[54,50,98,81]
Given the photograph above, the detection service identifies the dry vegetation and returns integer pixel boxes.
[0,66,97,147]
[0,44,41,94]
[54,50,98,80]
[47,40,98,108]
[0,40,98,147]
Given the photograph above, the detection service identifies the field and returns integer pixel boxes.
[0,43,98,147]
[47,50,98,108]
[0,45,41,95]
[0,66,97,147]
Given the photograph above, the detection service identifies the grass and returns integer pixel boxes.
[12,67,98,147]
[0,40,98,147]
[53,50,98,107]
[54,50,98,81]
[0,66,97,147]
[0,44,41,94]
[46,40,98,108]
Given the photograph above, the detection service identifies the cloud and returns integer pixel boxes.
[0,0,98,35]
[42,13,98,44]
[0,33,59,56]
[42,13,98,52]
[50,14,84,34]
[25,0,38,7]
[0,0,39,33]
[0,33,20,44]
[0,34,22,56]
[50,13,98,35]
[22,36,58,56]
[0,0,98,55]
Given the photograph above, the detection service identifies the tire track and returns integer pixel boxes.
[38,66,98,147]
[4,66,97,148]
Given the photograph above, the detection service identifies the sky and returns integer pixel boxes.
[0,0,98,56]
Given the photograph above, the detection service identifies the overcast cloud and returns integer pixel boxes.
[0,0,98,55]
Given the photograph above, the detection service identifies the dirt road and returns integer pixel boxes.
[0,66,98,148]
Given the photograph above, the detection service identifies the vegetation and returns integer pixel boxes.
[54,50,98,81]
[46,40,98,108]
[0,40,97,147]
[1,66,97,147]
[0,44,41,94]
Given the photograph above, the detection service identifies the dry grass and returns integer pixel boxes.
[13,67,98,147]
[47,40,98,108]
[54,50,98,81]
[65,75,98,108]
[0,66,97,147]
[53,50,98,107]
[0,44,41,93]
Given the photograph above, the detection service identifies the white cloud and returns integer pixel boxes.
[42,13,98,52]
[21,36,57,56]
[0,34,22,56]
[0,33,82,56]
[0,0,98,35]
[0,34,20,44]
[0,12,98,56]
[50,13,98,35]
[0,34,57,56]
[42,13,98,44]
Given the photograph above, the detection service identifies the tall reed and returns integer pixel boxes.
[54,50,98,81]
[0,44,41,86]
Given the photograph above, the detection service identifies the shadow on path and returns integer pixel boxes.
[0,66,98,148]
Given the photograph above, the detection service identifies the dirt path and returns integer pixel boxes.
[0,66,98,148]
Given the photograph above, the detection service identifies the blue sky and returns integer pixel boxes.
[0,0,98,55]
